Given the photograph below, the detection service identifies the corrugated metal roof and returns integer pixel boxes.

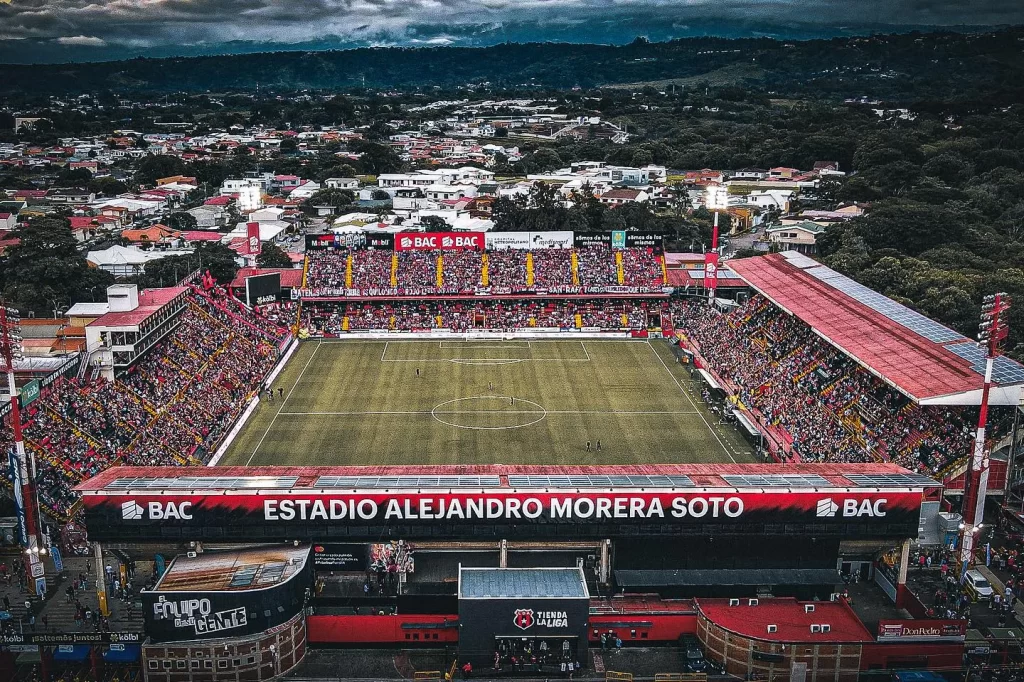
[459,568,588,599]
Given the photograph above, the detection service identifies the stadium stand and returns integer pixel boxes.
[1,285,289,523]
[302,246,666,296]
[302,299,663,335]
[672,296,983,473]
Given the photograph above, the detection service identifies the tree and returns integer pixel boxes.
[279,138,298,153]
[88,176,127,196]
[55,167,92,187]
[136,243,239,289]
[256,243,294,268]
[349,141,403,175]
[166,212,198,231]
[134,155,186,186]
[419,215,451,231]
[1,217,114,315]
[305,188,355,211]
[371,189,391,202]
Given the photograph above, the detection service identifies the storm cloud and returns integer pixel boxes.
[0,0,1021,62]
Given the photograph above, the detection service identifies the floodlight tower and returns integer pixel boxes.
[0,303,45,590]
[959,292,1012,580]
[704,184,729,302]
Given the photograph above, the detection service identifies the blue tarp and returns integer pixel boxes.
[53,645,90,661]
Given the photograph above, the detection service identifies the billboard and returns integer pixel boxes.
[703,252,720,290]
[394,232,484,251]
[245,272,281,307]
[877,619,966,642]
[485,232,574,250]
[246,222,261,256]
[83,490,923,538]
[19,380,40,408]
[141,550,312,643]
[304,232,394,250]
[312,543,368,571]
[574,232,665,249]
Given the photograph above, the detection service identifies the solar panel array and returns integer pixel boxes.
[845,473,943,488]
[804,265,966,344]
[782,251,819,269]
[507,475,695,488]
[315,475,501,489]
[720,474,833,488]
[104,476,299,490]
[945,342,1024,385]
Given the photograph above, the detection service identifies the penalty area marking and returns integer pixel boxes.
[449,358,524,366]
[430,396,547,430]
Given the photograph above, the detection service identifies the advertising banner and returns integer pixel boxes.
[395,232,484,251]
[84,490,922,531]
[245,272,282,307]
[19,380,40,409]
[306,234,338,250]
[485,232,574,250]
[703,252,720,289]
[312,543,368,571]
[246,222,261,256]
[877,619,966,642]
[574,232,665,249]
[0,632,142,646]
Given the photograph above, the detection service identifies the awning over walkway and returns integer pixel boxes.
[696,368,722,392]
[615,568,840,587]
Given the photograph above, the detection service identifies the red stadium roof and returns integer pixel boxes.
[696,597,873,643]
[75,463,940,493]
[87,287,187,328]
[728,251,1024,406]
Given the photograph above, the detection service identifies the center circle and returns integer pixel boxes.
[431,396,547,431]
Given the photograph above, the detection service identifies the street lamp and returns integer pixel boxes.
[0,303,45,593]
[703,184,729,303]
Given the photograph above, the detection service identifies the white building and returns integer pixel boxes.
[220,179,263,211]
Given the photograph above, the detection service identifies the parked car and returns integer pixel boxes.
[964,569,994,601]
[680,634,711,673]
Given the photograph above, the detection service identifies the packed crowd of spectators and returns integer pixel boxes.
[303,300,661,335]
[576,245,618,288]
[486,249,528,291]
[441,250,483,293]
[302,246,667,295]
[674,296,977,473]
[1,287,286,520]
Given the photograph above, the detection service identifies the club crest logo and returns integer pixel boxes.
[513,609,535,630]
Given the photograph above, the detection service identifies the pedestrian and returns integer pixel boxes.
[416,368,420,377]
[2,595,9,612]
[510,397,514,406]
[586,441,591,452]
[600,632,607,650]
[461,661,472,679]
[615,637,622,651]
[278,387,283,399]
[596,440,602,451]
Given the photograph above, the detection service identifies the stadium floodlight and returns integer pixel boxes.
[704,184,729,211]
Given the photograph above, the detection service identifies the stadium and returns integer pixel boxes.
[2,235,1024,682]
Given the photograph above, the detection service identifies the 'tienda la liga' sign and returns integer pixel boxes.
[85,491,923,527]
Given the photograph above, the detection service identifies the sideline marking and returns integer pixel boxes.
[647,341,736,464]
[246,340,322,465]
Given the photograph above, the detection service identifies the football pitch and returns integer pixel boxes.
[219,340,756,467]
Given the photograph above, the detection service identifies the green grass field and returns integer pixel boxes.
[219,340,755,467]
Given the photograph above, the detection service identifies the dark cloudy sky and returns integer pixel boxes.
[1,0,1022,63]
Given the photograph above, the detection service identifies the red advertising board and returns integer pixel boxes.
[703,251,720,289]
[83,490,922,529]
[246,222,261,256]
[877,619,966,642]
[394,232,484,251]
